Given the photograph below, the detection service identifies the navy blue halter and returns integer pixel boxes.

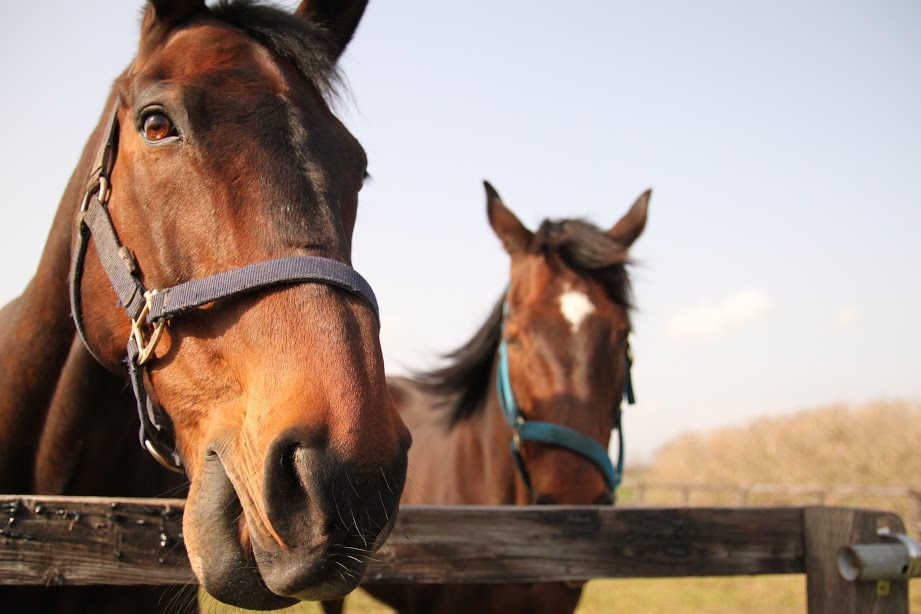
[69,104,379,472]
[496,300,635,498]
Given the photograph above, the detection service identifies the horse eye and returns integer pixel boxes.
[143,113,177,142]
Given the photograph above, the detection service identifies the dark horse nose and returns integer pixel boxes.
[257,431,408,598]
[264,434,403,537]
[264,430,408,542]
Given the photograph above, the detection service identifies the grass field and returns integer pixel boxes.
[201,399,921,613]
[203,577,921,613]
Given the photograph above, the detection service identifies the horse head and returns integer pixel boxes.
[485,181,648,506]
[69,0,409,607]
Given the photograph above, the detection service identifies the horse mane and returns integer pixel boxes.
[210,0,343,99]
[415,218,633,426]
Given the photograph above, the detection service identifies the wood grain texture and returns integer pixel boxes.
[0,497,808,586]
[2,497,909,611]
[0,496,189,587]
[366,505,805,583]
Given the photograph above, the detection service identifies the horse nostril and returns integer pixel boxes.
[534,494,558,505]
[267,440,312,499]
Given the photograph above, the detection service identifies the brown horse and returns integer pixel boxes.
[0,1,410,611]
[325,181,649,614]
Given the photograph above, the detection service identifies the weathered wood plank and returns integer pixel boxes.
[0,496,189,587]
[804,506,908,614]
[366,505,805,583]
[0,496,809,586]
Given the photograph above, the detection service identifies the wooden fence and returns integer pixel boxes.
[0,495,915,613]
[621,480,921,535]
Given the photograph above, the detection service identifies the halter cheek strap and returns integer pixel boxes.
[69,105,380,472]
[496,301,634,498]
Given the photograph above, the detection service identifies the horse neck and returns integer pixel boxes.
[0,93,116,493]
[449,358,529,505]
[33,335,186,497]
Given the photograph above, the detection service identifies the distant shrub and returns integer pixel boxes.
[628,399,921,534]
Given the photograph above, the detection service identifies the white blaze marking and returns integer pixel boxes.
[559,290,595,333]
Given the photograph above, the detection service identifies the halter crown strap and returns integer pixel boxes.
[624,345,636,405]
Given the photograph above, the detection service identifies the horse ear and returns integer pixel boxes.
[144,0,206,25]
[141,0,206,52]
[485,181,533,256]
[608,188,651,248]
[295,0,369,60]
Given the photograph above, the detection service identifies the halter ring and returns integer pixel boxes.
[132,290,166,365]
[144,439,183,473]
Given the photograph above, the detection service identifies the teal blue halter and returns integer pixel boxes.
[496,301,634,498]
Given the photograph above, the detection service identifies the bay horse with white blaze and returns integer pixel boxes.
[325,182,649,613]
[0,1,410,611]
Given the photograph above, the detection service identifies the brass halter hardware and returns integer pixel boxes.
[144,438,183,473]
[131,290,166,366]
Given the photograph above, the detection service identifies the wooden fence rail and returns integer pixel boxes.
[623,480,921,534]
[0,495,912,613]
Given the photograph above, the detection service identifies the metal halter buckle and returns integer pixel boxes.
[132,290,166,365]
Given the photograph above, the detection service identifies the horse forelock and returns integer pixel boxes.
[209,0,343,102]
[534,218,634,313]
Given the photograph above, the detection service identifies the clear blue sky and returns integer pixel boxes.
[2,1,919,461]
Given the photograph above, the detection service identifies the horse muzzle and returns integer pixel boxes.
[184,433,408,609]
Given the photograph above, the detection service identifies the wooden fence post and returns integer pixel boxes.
[804,506,909,614]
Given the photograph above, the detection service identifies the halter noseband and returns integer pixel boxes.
[496,300,635,499]
[69,104,380,472]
